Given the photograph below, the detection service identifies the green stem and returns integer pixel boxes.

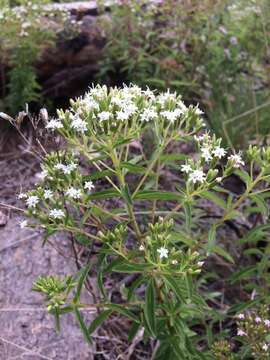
[110,148,142,240]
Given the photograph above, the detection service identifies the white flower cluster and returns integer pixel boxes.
[53,84,204,137]
[46,119,63,130]
[54,162,77,174]
[228,153,245,168]
[49,209,65,219]
[180,133,245,185]
[65,187,82,199]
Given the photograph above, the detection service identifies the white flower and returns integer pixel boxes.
[64,163,77,174]
[213,147,226,159]
[255,316,261,323]
[36,169,48,180]
[54,163,65,171]
[194,133,209,142]
[228,153,245,168]
[44,189,53,200]
[181,164,192,173]
[143,88,155,99]
[116,110,130,121]
[140,108,158,122]
[18,192,27,199]
[84,181,95,192]
[125,103,138,115]
[189,169,206,184]
[237,329,246,336]
[201,147,212,162]
[264,319,270,327]
[70,115,88,133]
[46,119,63,130]
[139,245,145,251]
[82,97,99,112]
[216,177,222,183]
[160,109,182,123]
[262,343,269,351]
[171,259,178,265]
[157,90,176,106]
[98,111,111,121]
[54,162,77,174]
[49,209,65,219]
[66,187,82,199]
[177,100,188,112]
[237,313,245,320]
[198,261,205,267]
[19,220,28,229]
[26,195,39,208]
[157,247,169,259]
[194,107,204,115]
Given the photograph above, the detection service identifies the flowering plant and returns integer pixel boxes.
[19,85,270,358]
[212,306,270,359]
[0,0,75,114]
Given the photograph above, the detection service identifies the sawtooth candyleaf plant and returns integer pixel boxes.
[19,85,270,359]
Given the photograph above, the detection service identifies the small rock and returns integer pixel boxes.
[0,210,7,226]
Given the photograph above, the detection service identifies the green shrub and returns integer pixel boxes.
[97,0,270,147]
[18,85,270,358]
[0,0,70,114]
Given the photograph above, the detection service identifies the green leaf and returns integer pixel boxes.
[133,190,182,201]
[212,245,235,263]
[127,275,144,301]
[121,162,146,173]
[105,304,139,322]
[160,153,187,163]
[88,189,120,200]
[112,261,153,273]
[170,231,195,247]
[121,184,133,205]
[200,191,226,210]
[144,279,156,337]
[229,299,260,314]
[250,194,269,217]
[183,202,192,231]
[230,266,257,283]
[88,310,113,335]
[86,169,115,181]
[128,321,141,342]
[75,234,91,246]
[74,307,92,344]
[163,275,186,303]
[206,226,216,253]
[74,263,91,303]
[234,169,251,187]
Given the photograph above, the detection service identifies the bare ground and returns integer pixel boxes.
[0,215,95,360]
